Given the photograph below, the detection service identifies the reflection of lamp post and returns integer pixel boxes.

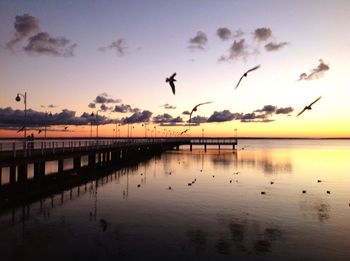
[15,92,27,139]
[44,111,52,138]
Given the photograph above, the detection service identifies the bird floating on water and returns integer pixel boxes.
[165,73,176,95]
[297,96,322,117]
[189,102,212,125]
[235,65,260,89]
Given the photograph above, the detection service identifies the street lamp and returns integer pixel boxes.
[202,128,204,138]
[154,126,157,138]
[91,112,99,138]
[234,128,238,141]
[44,111,52,139]
[15,92,27,139]
[142,123,147,137]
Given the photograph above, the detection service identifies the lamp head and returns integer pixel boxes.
[15,95,21,102]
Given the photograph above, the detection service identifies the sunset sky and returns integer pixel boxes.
[0,0,349,138]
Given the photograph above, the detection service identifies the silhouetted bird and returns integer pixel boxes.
[38,129,42,134]
[317,180,322,183]
[235,65,261,89]
[188,183,192,186]
[64,126,68,130]
[297,96,322,116]
[17,126,25,133]
[137,184,141,188]
[180,129,189,135]
[302,190,307,194]
[261,191,266,195]
[189,102,212,124]
[326,190,331,194]
[270,181,274,185]
[166,72,176,95]
[168,186,172,190]
[230,180,232,183]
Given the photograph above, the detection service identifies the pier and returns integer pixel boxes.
[0,137,237,188]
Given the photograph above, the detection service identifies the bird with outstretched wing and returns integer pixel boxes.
[165,73,176,95]
[235,65,261,89]
[297,96,322,117]
[189,101,212,125]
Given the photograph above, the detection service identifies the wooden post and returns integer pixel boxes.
[10,165,16,184]
[58,159,64,173]
[88,154,95,166]
[18,163,28,183]
[73,156,81,170]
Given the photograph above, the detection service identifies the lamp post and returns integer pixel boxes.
[15,92,27,139]
[90,113,94,137]
[234,128,238,142]
[142,123,147,137]
[44,111,52,139]
[202,128,204,138]
[91,112,99,139]
[113,129,115,137]
[154,126,157,138]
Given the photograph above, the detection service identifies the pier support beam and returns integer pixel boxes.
[0,167,2,185]
[88,154,95,167]
[10,165,16,184]
[73,156,81,170]
[58,159,64,173]
[34,161,45,179]
[204,144,207,152]
[190,144,192,151]
[18,164,28,183]
[218,145,221,150]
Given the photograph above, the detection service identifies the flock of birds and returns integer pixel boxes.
[166,65,322,135]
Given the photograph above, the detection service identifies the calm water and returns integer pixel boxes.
[0,139,349,260]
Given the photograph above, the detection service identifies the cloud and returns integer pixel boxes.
[0,107,114,128]
[188,31,208,50]
[162,103,176,109]
[48,104,57,108]
[240,112,270,122]
[207,110,242,122]
[123,110,152,124]
[254,27,272,41]
[182,111,190,115]
[218,39,253,61]
[217,27,231,40]
[100,104,112,112]
[100,38,127,56]
[276,107,294,114]
[264,41,288,52]
[254,105,277,114]
[153,113,183,124]
[6,13,40,49]
[24,32,77,57]
[94,93,121,104]
[88,103,96,109]
[298,59,330,81]
[189,115,208,124]
[114,104,139,113]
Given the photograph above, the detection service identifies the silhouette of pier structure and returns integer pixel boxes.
[0,137,237,187]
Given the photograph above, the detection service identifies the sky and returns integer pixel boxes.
[0,0,349,138]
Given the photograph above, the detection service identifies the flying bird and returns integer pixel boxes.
[189,102,212,125]
[180,129,189,135]
[235,65,260,89]
[165,73,176,95]
[17,126,25,133]
[297,96,322,117]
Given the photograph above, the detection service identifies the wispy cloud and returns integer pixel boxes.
[264,41,288,52]
[207,110,242,122]
[88,103,96,109]
[188,31,208,50]
[24,32,77,57]
[114,104,139,113]
[218,39,254,62]
[94,93,122,104]
[162,103,177,109]
[276,107,294,114]
[254,105,277,114]
[6,13,40,49]
[182,111,190,115]
[99,38,127,56]
[298,59,330,81]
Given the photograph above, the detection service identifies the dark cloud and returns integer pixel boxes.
[100,38,127,56]
[123,110,152,124]
[94,93,121,104]
[6,13,40,49]
[188,31,208,50]
[189,115,208,124]
[100,104,112,112]
[240,113,270,122]
[48,104,57,108]
[217,27,232,41]
[254,105,277,114]
[207,110,242,122]
[264,41,288,52]
[298,59,330,81]
[24,32,77,57]
[114,104,139,113]
[182,111,190,115]
[219,39,253,62]
[0,107,113,128]
[88,103,96,109]
[163,103,176,109]
[254,27,272,41]
[153,113,183,124]
[276,107,294,114]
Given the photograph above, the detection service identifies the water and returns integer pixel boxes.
[0,139,349,260]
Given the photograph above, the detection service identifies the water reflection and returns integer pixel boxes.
[0,140,349,260]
